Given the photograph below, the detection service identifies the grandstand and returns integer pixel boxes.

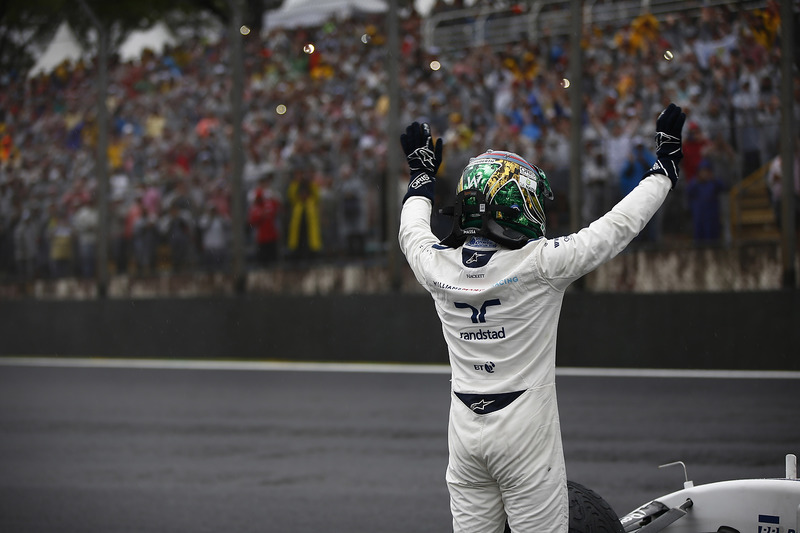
[423,0,770,51]
[0,0,795,297]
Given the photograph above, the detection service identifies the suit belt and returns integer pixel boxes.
[454,390,525,415]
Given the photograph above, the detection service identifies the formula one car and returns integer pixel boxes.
[505,453,799,533]
[618,453,800,533]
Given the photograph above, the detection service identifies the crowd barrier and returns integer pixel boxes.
[1,291,797,370]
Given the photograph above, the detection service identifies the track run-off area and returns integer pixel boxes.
[1,358,798,533]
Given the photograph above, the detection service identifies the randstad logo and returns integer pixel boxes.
[456,299,505,341]
[461,328,506,341]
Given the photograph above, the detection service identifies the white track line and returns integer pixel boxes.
[555,367,800,379]
[0,357,451,374]
[0,357,799,379]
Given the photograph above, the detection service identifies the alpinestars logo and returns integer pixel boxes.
[461,248,495,268]
[465,252,485,264]
[408,145,437,172]
[654,132,681,157]
[470,398,495,411]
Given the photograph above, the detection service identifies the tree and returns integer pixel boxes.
[0,0,64,77]
[0,0,283,78]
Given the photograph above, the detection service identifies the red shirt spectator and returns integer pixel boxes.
[247,188,281,265]
[681,122,709,183]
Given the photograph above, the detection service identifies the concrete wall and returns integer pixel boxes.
[3,243,796,301]
[1,292,797,370]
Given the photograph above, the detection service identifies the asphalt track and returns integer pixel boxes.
[0,359,798,533]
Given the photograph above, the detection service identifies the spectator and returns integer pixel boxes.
[109,197,128,274]
[337,170,368,258]
[159,200,195,273]
[732,77,764,178]
[693,99,729,142]
[197,204,230,272]
[141,176,163,218]
[681,122,709,183]
[620,138,656,199]
[133,211,159,276]
[60,176,91,217]
[47,209,74,278]
[0,211,13,279]
[286,164,322,262]
[124,196,144,273]
[543,116,571,232]
[247,180,282,267]
[686,159,727,244]
[34,203,51,278]
[620,138,660,244]
[581,146,614,226]
[758,93,782,163]
[765,146,800,231]
[589,111,642,187]
[317,173,339,258]
[243,150,273,189]
[72,196,99,278]
[702,131,739,245]
[13,208,39,281]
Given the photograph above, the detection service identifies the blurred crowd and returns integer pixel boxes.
[0,1,794,283]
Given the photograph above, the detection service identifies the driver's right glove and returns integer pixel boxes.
[400,121,443,203]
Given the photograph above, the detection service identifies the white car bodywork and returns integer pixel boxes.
[620,454,800,533]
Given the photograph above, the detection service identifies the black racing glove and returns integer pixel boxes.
[400,121,443,203]
[643,103,686,189]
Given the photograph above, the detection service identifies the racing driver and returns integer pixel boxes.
[398,104,686,532]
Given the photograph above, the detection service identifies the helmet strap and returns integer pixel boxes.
[439,189,529,249]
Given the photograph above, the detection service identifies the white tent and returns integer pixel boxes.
[118,22,177,62]
[28,22,86,78]
[264,0,388,31]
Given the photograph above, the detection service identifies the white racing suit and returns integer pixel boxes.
[399,172,672,533]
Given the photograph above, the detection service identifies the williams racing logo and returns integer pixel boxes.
[455,299,500,323]
[455,299,506,341]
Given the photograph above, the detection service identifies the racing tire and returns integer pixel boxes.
[566,480,624,533]
[503,480,624,533]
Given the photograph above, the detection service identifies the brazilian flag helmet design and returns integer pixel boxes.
[440,150,553,249]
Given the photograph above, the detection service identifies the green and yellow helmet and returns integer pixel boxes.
[441,150,553,249]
